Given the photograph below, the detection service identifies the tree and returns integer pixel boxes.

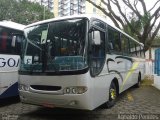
[0,0,54,25]
[86,0,160,51]
[152,35,160,46]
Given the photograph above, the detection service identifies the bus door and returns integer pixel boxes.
[89,20,106,105]
[89,20,106,76]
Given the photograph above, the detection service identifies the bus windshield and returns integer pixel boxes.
[21,18,88,74]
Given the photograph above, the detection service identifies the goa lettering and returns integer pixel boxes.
[0,58,20,67]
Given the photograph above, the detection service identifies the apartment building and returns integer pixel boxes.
[28,0,54,11]
[53,0,106,17]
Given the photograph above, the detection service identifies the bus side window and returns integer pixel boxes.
[12,34,25,55]
[108,27,121,54]
[136,44,143,58]
[0,32,7,53]
[109,42,114,50]
[0,30,13,54]
[0,27,24,55]
[121,34,129,55]
[141,46,145,58]
[130,40,137,57]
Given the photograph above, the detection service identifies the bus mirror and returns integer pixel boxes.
[92,31,101,45]
[11,36,16,47]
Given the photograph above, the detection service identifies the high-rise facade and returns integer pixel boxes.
[53,0,106,17]
[28,0,54,11]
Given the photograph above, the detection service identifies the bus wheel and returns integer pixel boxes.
[106,81,117,108]
[135,73,141,88]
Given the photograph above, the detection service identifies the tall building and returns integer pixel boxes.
[53,0,106,17]
[28,0,54,11]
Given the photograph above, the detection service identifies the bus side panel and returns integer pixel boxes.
[92,74,114,108]
[130,57,145,86]
[91,54,145,107]
[140,59,145,80]
[92,54,126,108]
[0,72,19,99]
[0,55,20,99]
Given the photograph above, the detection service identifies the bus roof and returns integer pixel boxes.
[0,20,25,31]
[25,14,144,46]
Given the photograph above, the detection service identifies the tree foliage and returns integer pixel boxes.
[152,35,160,46]
[0,0,54,25]
[86,0,160,50]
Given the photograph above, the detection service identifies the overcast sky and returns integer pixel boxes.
[105,0,160,26]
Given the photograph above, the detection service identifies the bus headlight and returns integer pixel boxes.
[19,84,29,91]
[63,86,88,94]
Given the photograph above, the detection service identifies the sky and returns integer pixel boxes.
[105,0,160,27]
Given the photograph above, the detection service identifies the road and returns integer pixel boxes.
[0,80,160,120]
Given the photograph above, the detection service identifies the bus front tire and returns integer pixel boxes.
[106,81,117,108]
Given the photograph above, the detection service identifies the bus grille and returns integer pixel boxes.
[30,85,61,91]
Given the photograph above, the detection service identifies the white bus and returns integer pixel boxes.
[18,14,145,110]
[0,21,25,99]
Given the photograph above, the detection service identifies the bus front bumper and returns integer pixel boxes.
[19,90,94,110]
